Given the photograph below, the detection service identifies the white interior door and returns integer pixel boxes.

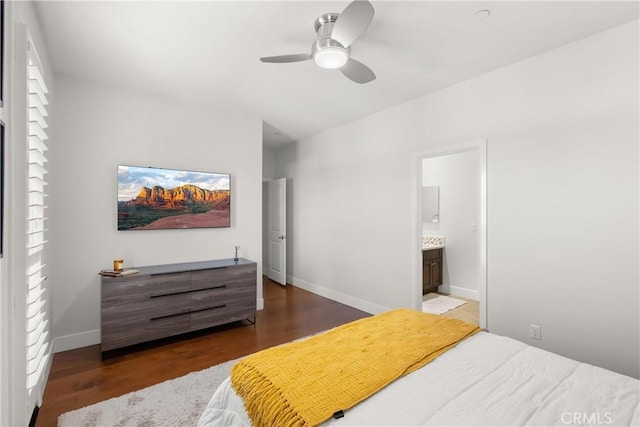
[267,178,287,285]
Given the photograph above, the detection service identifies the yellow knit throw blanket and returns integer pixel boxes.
[230,308,480,426]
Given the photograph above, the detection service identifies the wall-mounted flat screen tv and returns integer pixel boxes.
[117,165,230,230]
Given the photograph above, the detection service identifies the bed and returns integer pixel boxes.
[198,310,640,427]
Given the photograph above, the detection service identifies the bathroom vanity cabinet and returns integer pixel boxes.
[422,249,443,295]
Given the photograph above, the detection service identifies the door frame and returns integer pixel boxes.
[411,139,488,330]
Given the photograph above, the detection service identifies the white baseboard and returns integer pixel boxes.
[437,284,478,301]
[54,329,101,353]
[257,298,264,310]
[287,275,389,315]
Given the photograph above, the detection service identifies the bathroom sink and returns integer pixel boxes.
[422,235,445,250]
[422,243,444,250]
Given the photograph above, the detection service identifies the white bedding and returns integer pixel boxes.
[198,332,640,426]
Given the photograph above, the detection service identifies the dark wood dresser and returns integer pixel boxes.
[100,258,256,354]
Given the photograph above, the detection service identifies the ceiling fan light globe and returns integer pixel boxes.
[313,47,349,69]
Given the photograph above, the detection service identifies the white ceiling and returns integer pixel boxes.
[34,1,638,148]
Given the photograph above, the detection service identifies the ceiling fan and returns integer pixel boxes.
[260,0,376,84]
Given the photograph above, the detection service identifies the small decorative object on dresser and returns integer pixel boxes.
[113,258,124,272]
[100,258,256,356]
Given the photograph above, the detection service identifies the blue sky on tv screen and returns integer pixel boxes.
[118,165,230,201]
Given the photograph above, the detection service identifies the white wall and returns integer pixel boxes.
[263,145,275,181]
[422,152,479,299]
[275,21,639,377]
[50,75,263,351]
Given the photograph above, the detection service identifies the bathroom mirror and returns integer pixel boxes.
[422,186,439,223]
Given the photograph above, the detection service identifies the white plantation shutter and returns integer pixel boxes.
[25,41,51,408]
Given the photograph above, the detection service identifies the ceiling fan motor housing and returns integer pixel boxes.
[312,13,350,69]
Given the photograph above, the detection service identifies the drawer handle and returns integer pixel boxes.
[148,266,229,276]
[150,284,228,299]
[194,285,228,292]
[150,310,190,321]
[190,304,227,314]
[150,304,227,321]
[192,266,228,272]
[150,289,192,298]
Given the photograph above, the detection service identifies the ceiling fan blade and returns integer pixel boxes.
[340,58,376,84]
[260,54,312,63]
[331,0,374,48]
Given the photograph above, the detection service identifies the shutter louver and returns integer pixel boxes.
[26,44,52,405]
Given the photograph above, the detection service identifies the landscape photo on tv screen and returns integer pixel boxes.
[117,165,230,230]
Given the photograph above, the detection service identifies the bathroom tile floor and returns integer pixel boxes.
[423,293,479,326]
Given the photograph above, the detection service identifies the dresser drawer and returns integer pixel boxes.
[191,265,255,291]
[101,312,191,351]
[102,272,191,301]
[191,302,256,331]
[102,292,190,323]
[190,283,256,311]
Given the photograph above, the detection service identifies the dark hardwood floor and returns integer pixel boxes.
[35,277,369,427]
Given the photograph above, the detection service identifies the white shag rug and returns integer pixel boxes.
[422,294,466,315]
[57,357,240,427]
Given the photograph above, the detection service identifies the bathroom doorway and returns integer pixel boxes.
[413,140,487,329]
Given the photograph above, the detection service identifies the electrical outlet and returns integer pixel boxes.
[530,324,542,340]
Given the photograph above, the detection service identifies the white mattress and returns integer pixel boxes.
[198,332,640,426]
